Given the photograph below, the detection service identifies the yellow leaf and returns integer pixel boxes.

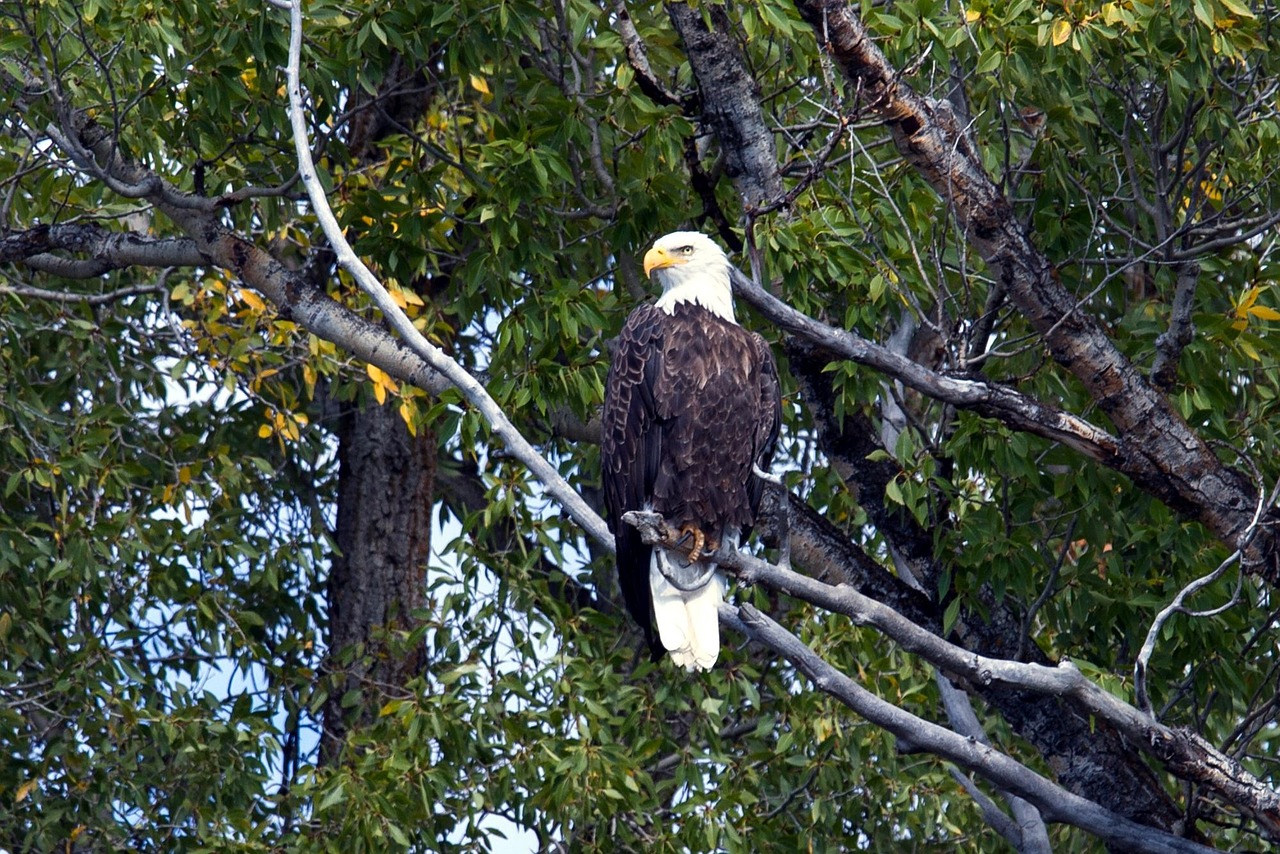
[366,363,387,385]
[1051,19,1073,46]
[373,382,387,405]
[1236,286,1261,313]
[15,779,36,803]
[238,289,266,312]
[303,363,317,398]
[399,400,417,436]
[400,288,425,306]
[965,8,981,23]
[470,74,491,96]
[1248,304,1280,321]
[388,288,408,310]
[258,423,274,439]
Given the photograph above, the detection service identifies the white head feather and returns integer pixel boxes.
[644,231,736,324]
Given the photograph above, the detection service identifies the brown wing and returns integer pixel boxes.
[601,303,665,657]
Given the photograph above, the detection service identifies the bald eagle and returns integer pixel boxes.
[601,232,781,669]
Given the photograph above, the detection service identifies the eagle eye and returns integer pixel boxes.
[678,245,694,255]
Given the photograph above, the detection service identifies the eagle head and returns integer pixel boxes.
[644,231,735,323]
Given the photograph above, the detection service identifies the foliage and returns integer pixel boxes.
[3,0,1280,850]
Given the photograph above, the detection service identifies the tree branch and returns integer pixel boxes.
[936,673,1052,854]
[611,1,688,109]
[276,0,614,552]
[0,280,162,305]
[731,267,1122,463]
[0,223,203,273]
[622,509,1280,839]
[1150,260,1201,391]
[666,2,784,211]
[720,601,1219,854]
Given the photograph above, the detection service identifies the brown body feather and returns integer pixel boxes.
[601,301,781,658]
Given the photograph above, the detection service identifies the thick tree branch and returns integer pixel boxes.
[666,2,784,211]
[0,223,203,272]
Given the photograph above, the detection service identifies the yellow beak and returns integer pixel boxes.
[643,246,683,278]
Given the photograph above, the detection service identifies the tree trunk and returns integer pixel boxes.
[321,400,434,762]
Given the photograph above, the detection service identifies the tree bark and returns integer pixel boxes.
[667,3,784,211]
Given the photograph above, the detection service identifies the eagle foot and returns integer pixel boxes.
[674,525,718,564]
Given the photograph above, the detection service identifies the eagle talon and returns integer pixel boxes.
[676,525,707,563]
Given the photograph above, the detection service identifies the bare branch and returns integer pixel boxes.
[936,674,1052,854]
[1135,476,1280,714]
[622,508,1280,837]
[0,280,161,306]
[730,267,1122,462]
[721,601,1218,854]
[947,766,1026,851]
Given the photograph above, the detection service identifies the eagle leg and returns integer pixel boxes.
[654,548,720,592]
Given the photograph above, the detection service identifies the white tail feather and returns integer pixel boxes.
[650,549,725,670]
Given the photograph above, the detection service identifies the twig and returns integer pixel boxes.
[0,281,161,306]
[936,672,1051,853]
